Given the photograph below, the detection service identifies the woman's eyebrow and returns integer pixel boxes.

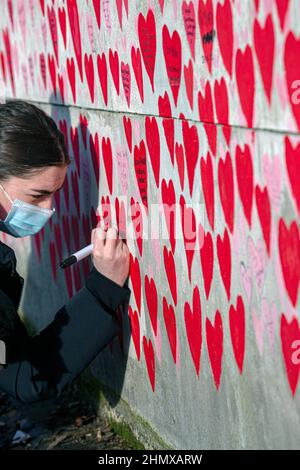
[29,184,64,195]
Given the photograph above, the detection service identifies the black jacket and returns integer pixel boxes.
[0,239,130,403]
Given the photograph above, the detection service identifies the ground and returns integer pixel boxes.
[0,382,134,450]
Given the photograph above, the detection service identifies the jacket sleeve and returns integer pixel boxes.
[0,267,131,403]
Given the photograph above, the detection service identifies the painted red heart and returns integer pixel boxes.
[58,74,64,102]
[235,144,254,228]
[92,0,101,29]
[162,25,182,107]
[276,0,289,31]
[97,53,108,105]
[25,56,35,90]
[175,143,185,191]
[121,61,131,107]
[229,296,246,374]
[47,54,56,96]
[134,140,148,211]
[218,151,234,233]
[115,197,127,238]
[123,116,132,153]
[198,81,217,156]
[131,46,144,103]
[278,219,300,307]
[7,0,14,27]
[70,126,80,177]
[180,195,197,283]
[2,29,15,95]
[217,228,231,301]
[161,179,176,254]
[184,285,202,376]
[138,9,156,92]
[163,297,177,364]
[58,7,67,48]
[67,57,76,102]
[47,6,59,65]
[143,336,155,392]
[200,231,214,299]
[39,0,45,15]
[123,0,128,17]
[200,151,215,231]
[108,49,120,95]
[284,32,300,131]
[67,0,83,81]
[280,314,300,396]
[102,136,113,195]
[235,45,255,127]
[116,0,122,28]
[182,120,199,198]
[129,255,142,315]
[79,114,88,149]
[130,198,143,257]
[163,246,177,306]
[158,92,174,165]
[84,53,95,103]
[254,14,275,104]
[198,0,214,74]
[182,1,196,60]
[145,116,160,188]
[214,78,231,146]
[89,132,100,185]
[145,275,158,335]
[39,53,47,90]
[216,0,233,77]
[184,59,193,110]
[0,51,6,83]
[129,306,140,361]
[28,55,34,86]
[206,310,223,390]
[255,185,271,256]
[285,137,300,214]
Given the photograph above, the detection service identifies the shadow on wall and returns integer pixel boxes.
[21,93,130,407]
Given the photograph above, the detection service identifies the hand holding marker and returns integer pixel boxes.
[60,222,121,269]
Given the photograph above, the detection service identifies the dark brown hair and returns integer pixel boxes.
[0,99,71,181]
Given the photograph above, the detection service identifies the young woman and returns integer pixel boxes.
[0,100,130,403]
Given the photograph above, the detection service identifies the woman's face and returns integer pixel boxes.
[0,165,68,220]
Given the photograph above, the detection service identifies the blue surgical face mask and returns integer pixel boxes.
[0,182,55,238]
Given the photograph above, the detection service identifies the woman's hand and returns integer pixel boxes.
[90,224,130,288]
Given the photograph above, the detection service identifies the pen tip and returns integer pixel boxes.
[59,255,77,269]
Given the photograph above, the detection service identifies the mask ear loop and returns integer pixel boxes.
[0,182,13,204]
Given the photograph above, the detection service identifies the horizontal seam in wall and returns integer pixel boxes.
[14,97,300,138]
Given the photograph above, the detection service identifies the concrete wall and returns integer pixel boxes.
[0,0,299,449]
